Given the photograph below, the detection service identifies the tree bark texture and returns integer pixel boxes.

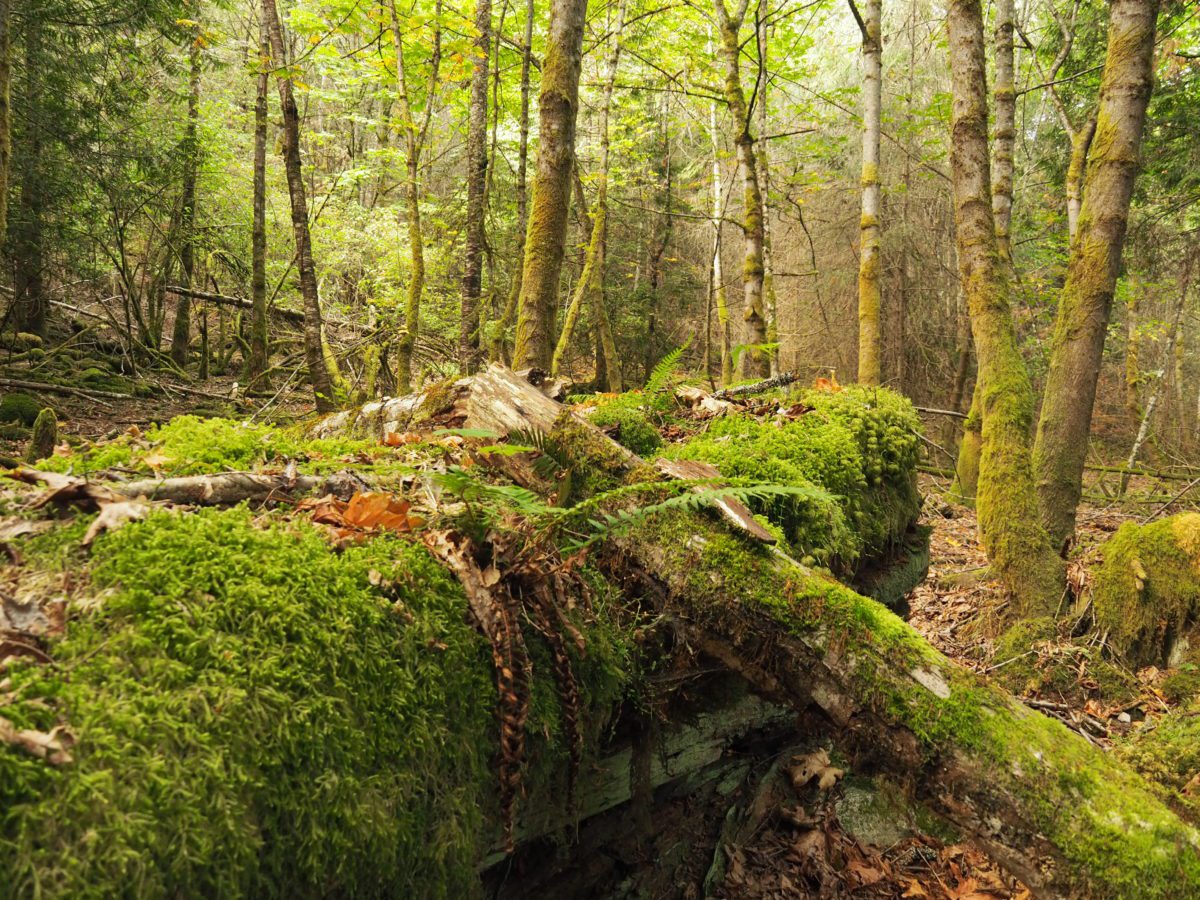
[11,21,46,337]
[512,0,589,370]
[460,0,491,373]
[713,0,769,379]
[171,26,202,368]
[0,0,12,254]
[248,13,270,387]
[1032,0,1159,549]
[854,0,883,386]
[262,0,336,412]
[947,0,1063,613]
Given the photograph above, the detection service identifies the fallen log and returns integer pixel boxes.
[450,365,1200,897]
[165,286,369,333]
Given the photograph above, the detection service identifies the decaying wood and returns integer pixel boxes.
[443,364,1200,897]
[713,371,801,398]
[0,376,128,404]
[653,458,775,543]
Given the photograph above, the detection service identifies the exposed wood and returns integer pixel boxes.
[0,376,124,404]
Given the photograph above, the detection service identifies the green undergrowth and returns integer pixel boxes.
[663,386,921,570]
[36,414,427,478]
[990,618,1138,703]
[571,390,681,455]
[0,508,632,898]
[1116,699,1200,820]
[640,512,1200,894]
[1093,513,1200,667]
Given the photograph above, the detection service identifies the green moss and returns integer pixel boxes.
[0,392,42,426]
[0,508,632,897]
[590,405,661,456]
[25,408,58,462]
[1116,699,1200,818]
[1093,514,1200,667]
[1161,666,1200,706]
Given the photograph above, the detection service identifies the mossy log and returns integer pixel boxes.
[450,365,1200,897]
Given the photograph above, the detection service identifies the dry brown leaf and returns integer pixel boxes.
[343,492,422,533]
[383,431,424,447]
[902,878,931,898]
[789,748,844,792]
[142,451,172,470]
[82,499,155,547]
[0,715,74,765]
[846,857,885,887]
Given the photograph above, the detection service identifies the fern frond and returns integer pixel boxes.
[645,337,693,394]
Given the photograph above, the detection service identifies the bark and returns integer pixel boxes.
[708,87,733,387]
[1125,283,1140,427]
[713,0,769,379]
[947,0,1063,613]
[389,0,442,393]
[1065,117,1096,244]
[247,12,271,388]
[171,27,202,368]
[852,0,883,385]
[488,0,534,364]
[991,0,1015,265]
[550,0,626,390]
[409,365,1200,898]
[460,0,491,373]
[512,0,589,370]
[262,0,336,412]
[1031,0,1160,550]
[755,8,778,377]
[0,0,12,253]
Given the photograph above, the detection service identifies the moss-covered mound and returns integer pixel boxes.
[39,414,399,477]
[0,391,42,426]
[664,386,921,570]
[0,509,631,897]
[1093,513,1200,667]
[1116,699,1200,820]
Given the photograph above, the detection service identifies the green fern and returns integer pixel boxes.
[645,337,692,394]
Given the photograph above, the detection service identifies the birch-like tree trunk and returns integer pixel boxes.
[0,0,12,254]
[713,0,769,379]
[851,0,882,385]
[262,0,336,411]
[1032,0,1160,549]
[512,0,590,369]
[756,5,778,377]
[709,82,733,387]
[460,0,491,373]
[947,0,1063,614]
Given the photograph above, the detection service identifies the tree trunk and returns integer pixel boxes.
[247,12,270,388]
[171,26,201,368]
[0,0,12,254]
[550,0,626,390]
[1066,117,1096,244]
[991,0,1015,265]
[262,0,336,412]
[488,0,534,364]
[713,0,769,379]
[11,23,45,338]
[756,8,778,377]
[709,86,733,387]
[1031,0,1159,550]
[947,0,1063,613]
[460,0,491,374]
[853,0,883,385]
[512,0,589,370]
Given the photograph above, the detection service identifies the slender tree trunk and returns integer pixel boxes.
[262,0,336,411]
[1125,283,1140,427]
[389,0,441,393]
[460,0,491,373]
[713,0,769,379]
[551,0,626,389]
[11,24,45,337]
[947,0,1063,614]
[852,0,883,385]
[709,86,733,387]
[489,0,534,364]
[756,5,778,377]
[512,0,589,370]
[171,27,202,367]
[991,0,1016,265]
[1031,0,1159,550]
[0,0,12,254]
[247,11,270,388]
[1066,117,1096,244]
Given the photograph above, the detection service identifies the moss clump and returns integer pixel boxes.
[24,408,57,462]
[0,508,631,897]
[0,392,42,426]
[1094,513,1200,667]
[590,405,661,456]
[1162,665,1200,705]
[664,387,921,570]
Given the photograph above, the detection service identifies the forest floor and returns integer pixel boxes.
[3,367,1199,899]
